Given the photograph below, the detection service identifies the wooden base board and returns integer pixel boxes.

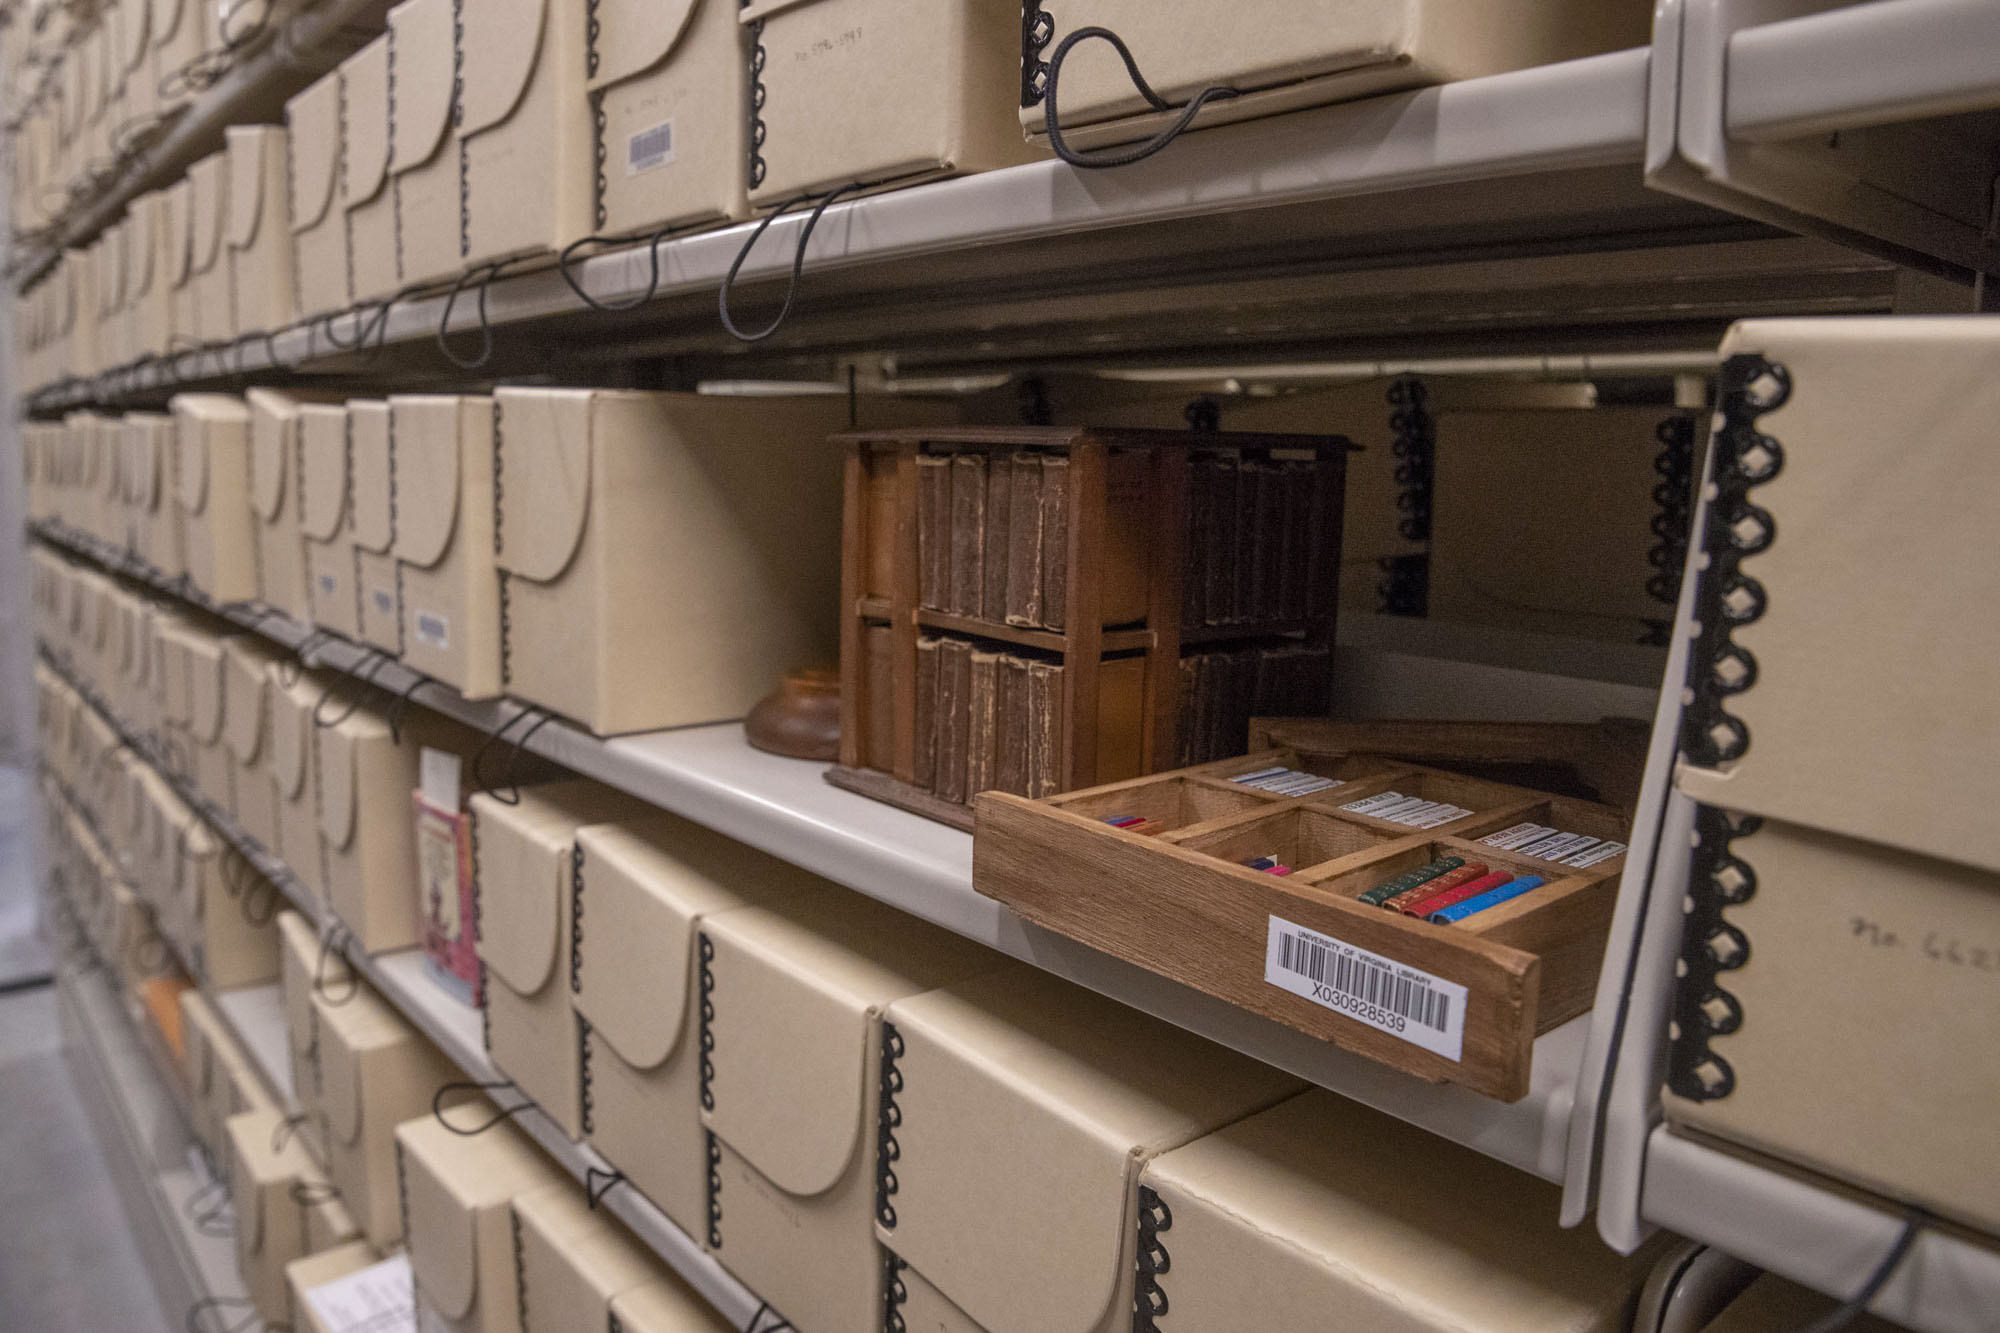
[825,765,977,833]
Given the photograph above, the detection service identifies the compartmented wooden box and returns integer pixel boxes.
[974,719,1643,1099]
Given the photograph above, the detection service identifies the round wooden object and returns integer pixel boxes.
[745,668,842,761]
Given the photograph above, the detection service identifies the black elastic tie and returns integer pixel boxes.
[1798,1208,1929,1333]
[241,871,283,928]
[311,652,391,730]
[432,1081,532,1136]
[585,1167,624,1210]
[469,707,553,805]
[1042,26,1238,169]
[185,1296,260,1333]
[384,674,440,746]
[558,224,679,313]
[288,1179,342,1207]
[271,1113,311,1155]
[436,261,511,370]
[313,922,359,1006]
[718,182,862,343]
[282,630,334,685]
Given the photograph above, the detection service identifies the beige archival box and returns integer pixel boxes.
[298,401,361,638]
[458,0,592,267]
[348,400,403,654]
[247,388,326,623]
[126,412,185,576]
[181,624,234,810]
[287,71,351,321]
[221,633,288,851]
[164,177,200,348]
[385,0,462,290]
[225,125,296,336]
[316,980,459,1248]
[396,1109,566,1333]
[277,908,328,1155]
[492,389,862,735]
[470,780,661,1141]
[700,895,998,1333]
[391,394,501,697]
[1025,0,1653,150]
[227,1106,362,1326]
[572,815,831,1238]
[286,1241,382,1333]
[127,190,174,361]
[1136,1088,1664,1330]
[187,150,233,344]
[171,393,258,603]
[341,35,398,304]
[511,1183,688,1333]
[268,665,334,906]
[583,0,747,242]
[740,0,1033,204]
[150,0,202,117]
[877,967,1304,1333]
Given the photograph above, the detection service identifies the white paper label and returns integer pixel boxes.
[419,746,461,813]
[1264,916,1467,1061]
[413,610,448,650]
[1566,840,1627,867]
[305,1254,416,1333]
[626,119,674,176]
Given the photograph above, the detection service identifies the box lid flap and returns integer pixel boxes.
[172,410,208,516]
[269,667,314,800]
[494,388,592,584]
[398,1112,560,1319]
[286,76,341,233]
[574,817,825,1070]
[246,388,296,521]
[222,638,273,762]
[319,1002,391,1148]
[703,897,992,1196]
[151,0,186,46]
[186,634,227,743]
[348,401,394,552]
[225,125,279,251]
[118,0,152,77]
[388,0,456,175]
[316,714,371,850]
[297,404,350,540]
[457,0,545,138]
[515,1184,663,1327]
[187,150,228,275]
[127,194,161,297]
[468,790,575,999]
[228,1106,316,1257]
[388,396,466,569]
[883,968,1305,1333]
[588,0,698,93]
[163,178,196,287]
[341,35,392,205]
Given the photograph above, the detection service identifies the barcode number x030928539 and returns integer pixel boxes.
[1264,917,1468,1061]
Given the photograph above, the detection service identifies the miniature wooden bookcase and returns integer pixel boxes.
[973,719,1644,1100]
[830,426,1354,830]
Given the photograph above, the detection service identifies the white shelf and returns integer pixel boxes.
[36,520,1637,1185]
[57,960,262,1333]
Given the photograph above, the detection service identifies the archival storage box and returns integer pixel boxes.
[457,0,592,266]
[225,125,296,336]
[181,621,234,809]
[171,392,258,604]
[227,1105,362,1326]
[126,190,174,361]
[164,177,200,346]
[187,149,233,344]
[246,388,327,623]
[221,633,288,851]
[341,34,398,304]
[396,1108,566,1333]
[390,394,502,698]
[270,665,340,906]
[384,0,463,290]
[511,1182,690,1333]
[297,402,361,639]
[287,71,350,321]
[126,412,184,578]
[571,814,832,1238]
[286,1241,383,1333]
[348,400,403,655]
[875,966,1302,1333]
[699,894,998,1333]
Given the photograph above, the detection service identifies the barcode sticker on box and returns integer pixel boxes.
[1265,916,1466,1061]
[414,610,448,650]
[626,120,674,176]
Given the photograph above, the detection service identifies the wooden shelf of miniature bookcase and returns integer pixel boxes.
[973,746,1630,1100]
[829,426,1351,832]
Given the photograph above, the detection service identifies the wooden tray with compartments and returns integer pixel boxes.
[973,724,1641,1100]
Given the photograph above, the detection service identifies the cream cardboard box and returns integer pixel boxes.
[458,0,592,266]
[470,780,664,1141]
[277,907,334,1162]
[221,633,288,850]
[572,816,831,1238]
[125,412,185,577]
[63,249,96,384]
[700,895,999,1333]
[225,124,296,336]
[511,1183,694,1333]
[187,150,234,344]
[396,1110,566,1333]
[1024,0,1653,151]
[339,34,396,305]
[182,624,235,809]
[287,71,351,321]
[126,190,173,360]
[391,394,501,697]
[739,0,1033,204]
[584,0,747,243]
[493,389,891,735]
[247,388,329,622]
[151,0,203,117]
[317,701,479,951]
[164,177,200,348]
[93,224,128,374]
[171,392,258,603]
[227,1106,362,1325]
[835,963,1306,1333]
[317,981,461,1247]
[286,1241,384,1333]
[1132,1088,1662,1331]
[385,0,462,290]
[270,665,335,906]
[348,400,403,654]
[608,1272,738,1333]
[181,987,277,1171]
[187,838,281,991]
[298,402,362,638]
[114,0,160,141]
[1662,817,2000,1236]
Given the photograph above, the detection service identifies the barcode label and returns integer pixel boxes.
[372,589,395,616]
[1264,916,1467,1060]
[414,610,448,650]
[626,120,674,176]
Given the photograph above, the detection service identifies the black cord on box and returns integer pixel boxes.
[1041,26,1239,170]
[718,182,863,344]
